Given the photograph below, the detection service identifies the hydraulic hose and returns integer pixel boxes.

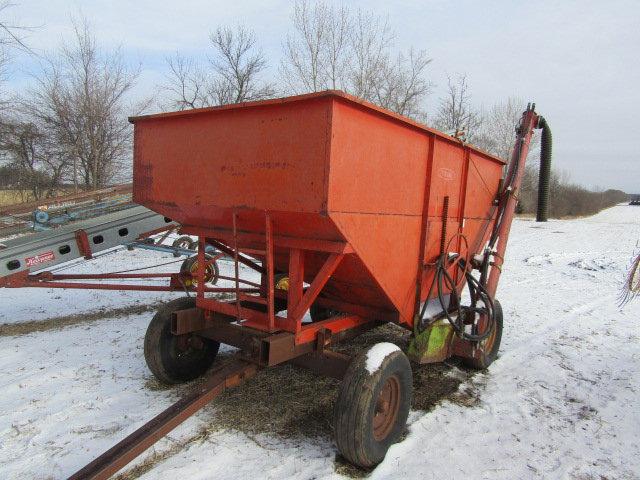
[536,116,552,222]
[417,106,544,342]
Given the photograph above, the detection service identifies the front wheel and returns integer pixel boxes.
[144,297,220,384]
[333,343,413,468]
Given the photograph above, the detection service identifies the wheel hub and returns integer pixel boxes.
[373,375,401,441]
[175,333,204,354]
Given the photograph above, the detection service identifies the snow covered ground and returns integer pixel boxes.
[1,205,639,479]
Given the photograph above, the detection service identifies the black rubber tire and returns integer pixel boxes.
[461,299,503,370]
[172,235,196,250]
[172,236,196,257]
[333,345,413,468]
[309,303,341,322]
[144,297,220,384]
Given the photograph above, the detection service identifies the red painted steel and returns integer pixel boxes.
[74,229,93,259]
[131,91,505,330]
[296,314,373,345]
[68,93,539,478]
[486,108,538,296]
[287,248,304,324]
[265,214,275,331]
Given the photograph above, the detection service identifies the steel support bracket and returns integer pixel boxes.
[289,350,351,379]
[172,307,209,335]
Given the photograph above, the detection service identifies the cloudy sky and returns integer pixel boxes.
[2,0,639,192]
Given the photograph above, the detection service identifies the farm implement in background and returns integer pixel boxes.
[30,194,133,231]
[1,91,552,478]
[620,249,640,306]
[0,205,237,295]
[0,184,136,237]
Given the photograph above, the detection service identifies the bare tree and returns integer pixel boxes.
[347,8,394,100]
[280,1,351,92]
[372,48,432,118]
[0,1,31,51]
[0,119,68,199]
[1,0,38,196]
[165,25,274,110]
[280,1,432,119]
[0,1,33,109]
[324,3,349,90]
[434,74,482,140]
[165,53,209,110]
[20,17,144,190]
[210,26,275,103]
[0,46,8,102]
[474,97,531,161]
[281,1,330,92]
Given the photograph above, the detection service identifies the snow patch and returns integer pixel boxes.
[365,342,400,374]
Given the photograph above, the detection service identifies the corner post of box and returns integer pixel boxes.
[414,134,436,322]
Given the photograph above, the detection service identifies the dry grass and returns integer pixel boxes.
[0,189,31,206]
[0,303,165,337]
[3,298,481,477]
[0,188,74,207]
[197,324,471,439]
[120,323,480,479]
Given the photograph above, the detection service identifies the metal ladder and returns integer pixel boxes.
[231,211,275,331]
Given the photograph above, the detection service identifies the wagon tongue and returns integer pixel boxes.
[68,359,257,480]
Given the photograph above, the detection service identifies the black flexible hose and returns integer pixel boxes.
[418,110,546,340]
[536,116,552,222]
[416,254,495,342]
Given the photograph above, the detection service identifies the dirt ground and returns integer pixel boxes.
[114,321,480,479]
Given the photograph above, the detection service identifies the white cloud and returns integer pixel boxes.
[4,0,639,191]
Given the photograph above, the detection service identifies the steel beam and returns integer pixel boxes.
[68,359,257,480]
[289,350,351,379]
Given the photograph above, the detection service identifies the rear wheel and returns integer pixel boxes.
[460,299,503,369]
[309,303,341,322]
[333,344,412,468]
[144,297,220,384]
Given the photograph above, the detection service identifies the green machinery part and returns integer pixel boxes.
[407,319,455,364]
